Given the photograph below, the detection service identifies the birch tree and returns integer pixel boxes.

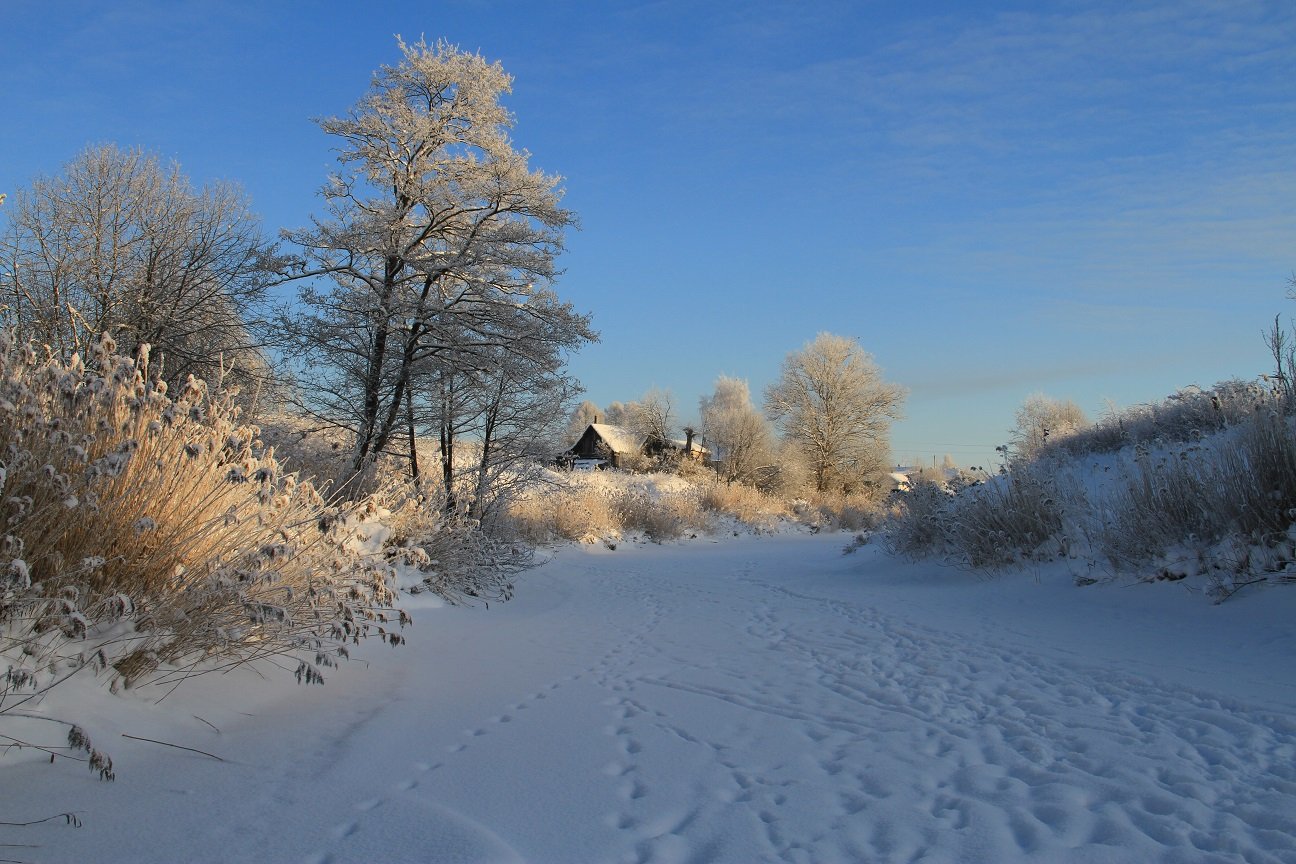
[278,38,587,490]
[764,333,905,494]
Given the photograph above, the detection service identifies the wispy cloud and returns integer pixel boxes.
[904,354,1163,400]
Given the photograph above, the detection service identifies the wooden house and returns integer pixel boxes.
[565,423,708,469]
[565,423,644,468]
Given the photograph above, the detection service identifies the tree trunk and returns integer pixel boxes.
[440,375,457,516]
[351,257,402,474]
[406,383,420,484]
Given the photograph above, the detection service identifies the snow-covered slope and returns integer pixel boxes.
[4,534,1295,863]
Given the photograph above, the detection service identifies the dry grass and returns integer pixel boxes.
[696,479,790,531]
[506,468,880,543]
[1099,412,1296,598]
[884,466,1072,568]
[795,491,886,534]
[0,332,399,707]
[506,471,717,543]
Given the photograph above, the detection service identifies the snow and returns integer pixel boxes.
[5,533,1296,863]
[587,423,644,456]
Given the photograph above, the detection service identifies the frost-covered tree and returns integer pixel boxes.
[1011,393,1087,462]
[602,401,637,429]
[277,38,586,490]
[563,399,602,444]
[416,293,589,517]
[605,389,677,446]
[764,333,906,494]
[0,144,274,389]
[699,375,774,485]
[631,388,675,446]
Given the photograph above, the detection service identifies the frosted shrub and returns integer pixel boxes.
[947,468,1070,567]
[805,491,885,533]
[1216,411,1296,539]
[507,482,620,543]
[884,479,954,559]
[618,486,710,541]
[1099,444,1217,567]
[1100,412,1296,598]
[885,465,1072,568]
[696,477,788,531]
[0,331,400,711]
[1040,379,1273,460]
[394,514,527,604]
[506,471,715,543]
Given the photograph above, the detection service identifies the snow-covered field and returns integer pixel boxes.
[5,532,1296,863]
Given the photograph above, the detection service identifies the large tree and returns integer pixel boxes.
[278,38,588,490]
[700,375,774,485]
[764,333,905,494]
[0,144,274,389]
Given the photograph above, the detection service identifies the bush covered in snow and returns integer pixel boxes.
[0,332,401,723]
[1097,411,1296,600]
[886,378,1296,601]
[508,468,816,543]
[885,464,1074,568]
[1027,379,1271,461]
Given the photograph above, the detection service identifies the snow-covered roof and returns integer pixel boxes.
[588,423,644,455]
[669,436,709,455]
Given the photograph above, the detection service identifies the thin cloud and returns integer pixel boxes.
[904,355,1160,400]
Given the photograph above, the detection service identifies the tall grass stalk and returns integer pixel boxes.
[0,331,400,712]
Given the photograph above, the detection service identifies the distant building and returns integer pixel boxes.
[564,423,708,469]
[565,423,642,468]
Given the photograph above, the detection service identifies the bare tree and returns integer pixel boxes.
[699,375,774,485]
[598,393,671,440]
[1264,314,1296,407]
[415,292,591,516]
[0,144,274,389]
[632,387,675,447]
[1011,393,1087,461]
[764,333,905,494]
[277,38,583,491]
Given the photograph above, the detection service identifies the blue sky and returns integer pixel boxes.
[4,0,1294,469]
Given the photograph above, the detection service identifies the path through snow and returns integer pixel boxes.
[4,534,1295,863]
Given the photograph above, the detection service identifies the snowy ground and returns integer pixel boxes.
[4,532,1296,863]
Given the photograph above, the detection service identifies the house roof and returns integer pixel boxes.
[669,436,709,455]
[587,423,644,455]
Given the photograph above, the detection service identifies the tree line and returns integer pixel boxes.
[2,38,908,512]
[568,331,907,498]
[1,39,594,518]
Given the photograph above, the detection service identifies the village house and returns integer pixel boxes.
[564,422,707,469]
